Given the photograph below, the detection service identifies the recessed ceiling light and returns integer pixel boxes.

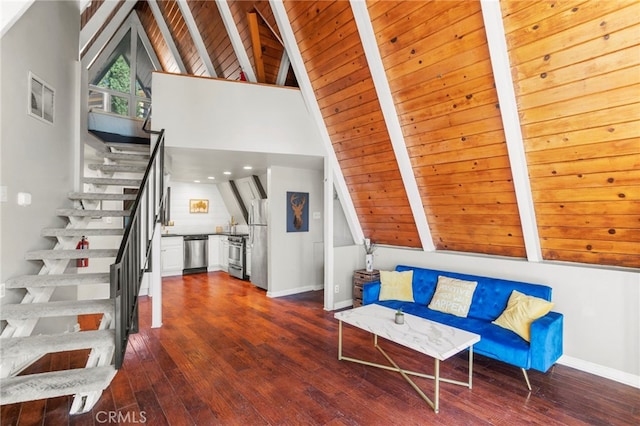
[207,176,215,180]
[243,166,253,170]
[194,180,200,183]
[223,171,231,175]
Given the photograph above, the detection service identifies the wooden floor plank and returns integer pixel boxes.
[3,271,640,425]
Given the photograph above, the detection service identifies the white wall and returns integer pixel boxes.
[0,0,80,333]
[268,166,324,297]
[334,245,640,387]
[152,73,325,157]
[333,189,354,247]
[167,181,234,235]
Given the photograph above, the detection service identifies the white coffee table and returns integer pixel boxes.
[334,304,480,413]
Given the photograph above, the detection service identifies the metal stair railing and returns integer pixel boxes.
[110,129,165,368]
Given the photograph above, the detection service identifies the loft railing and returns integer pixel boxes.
[110,129,165,368]
[88,84,151,119]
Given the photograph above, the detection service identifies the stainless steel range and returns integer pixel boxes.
[227,235,247,280]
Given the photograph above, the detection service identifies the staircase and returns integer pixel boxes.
[0,141,151,414]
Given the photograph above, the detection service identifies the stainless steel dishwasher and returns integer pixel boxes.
[183,235,208,274]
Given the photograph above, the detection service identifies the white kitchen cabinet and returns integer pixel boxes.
[161,236,184,277]
[208,235,221,271]
[219,236,229,272]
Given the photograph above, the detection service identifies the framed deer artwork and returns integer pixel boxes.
[287,192,309,232]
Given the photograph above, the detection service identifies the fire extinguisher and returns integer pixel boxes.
[76,236,89,268]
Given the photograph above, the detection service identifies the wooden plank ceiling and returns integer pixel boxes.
[81,0,639,269]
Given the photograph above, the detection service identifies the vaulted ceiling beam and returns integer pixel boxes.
[253,5,284,47]
[350,0,435,252]
[270,0,363,246]
[176,0,217,78]
[80,0,119,53]
[147,0,187,74]
[276,51,290,86]
[131,12,163,72]
[216,0,257,82]
[480,0,542,262]
[82,0,137,69]
[247,12,266,83]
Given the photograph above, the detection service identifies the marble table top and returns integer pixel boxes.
[335,304,480,361]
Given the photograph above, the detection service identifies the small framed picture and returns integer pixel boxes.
[287,191,309,232]
[28,72,54,124]
[189,199,209,213]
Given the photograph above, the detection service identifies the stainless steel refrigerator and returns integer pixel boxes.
[249,199,268,290]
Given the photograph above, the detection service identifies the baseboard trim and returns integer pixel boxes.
[267,284,323,298]
[558,355,640,389]
[334,299,354,310]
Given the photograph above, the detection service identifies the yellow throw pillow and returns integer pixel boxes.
[427,276,478,317]
[379,270,414,302]
[492,290,554,342]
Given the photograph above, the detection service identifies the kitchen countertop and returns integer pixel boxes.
[161,232,248,237]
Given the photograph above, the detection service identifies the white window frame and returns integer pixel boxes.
[28,72,54,125]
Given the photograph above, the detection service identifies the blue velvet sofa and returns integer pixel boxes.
[362,265,563,389]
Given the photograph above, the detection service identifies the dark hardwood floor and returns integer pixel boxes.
[2,271,639,425]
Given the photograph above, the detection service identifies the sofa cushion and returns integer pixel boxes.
[379,270,414,302]
[492,290,554,342]
[427,276,477,317]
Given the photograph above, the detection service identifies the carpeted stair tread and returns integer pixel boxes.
[0,366,116,405]
[68,192,137,201]
[83,177,142,186]
[5,273,110,289]
[41,228,124,237]
[0,330,115,359]
[56,208,130,217]
[25,249,118,260]
[0,299,113,321]
[88,163,146,173]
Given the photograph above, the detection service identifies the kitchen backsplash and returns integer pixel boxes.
[167,181,246,234]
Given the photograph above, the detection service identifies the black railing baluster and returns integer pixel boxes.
[110,131,165,369]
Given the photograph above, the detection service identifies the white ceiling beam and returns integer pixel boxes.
[176,0,217,77]
[82,0,137,69]
[87,14,132,83]
[351,0,435,252]
[80,0,119,53]
[270,0,364,246]
[131,12,163,72]
[148,0,187,74]
[480,0,543,262]
[216,0,257,82]
[275,51,290,86]
[79,0,92,12]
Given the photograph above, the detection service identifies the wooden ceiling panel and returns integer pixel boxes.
[187,0,241,79]
[370,0,525,258]
[154,0,204,75]
[136,1,181,73]
[503,0,640,268]
[285,0,421,247]
[229,0,287,84]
